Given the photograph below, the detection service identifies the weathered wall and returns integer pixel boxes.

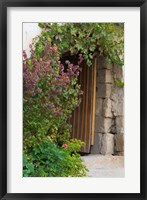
[91,55,124,155]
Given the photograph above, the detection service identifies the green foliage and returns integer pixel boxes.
[34,23,124,66]
[23,23,124,177]
[66,139,85,154]
[23,139,88,177]
[23,42,88,177]
[115,78,124,87]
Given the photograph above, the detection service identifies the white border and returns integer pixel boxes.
[7,7,140,193]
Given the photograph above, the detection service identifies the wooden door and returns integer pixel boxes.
[70,58,97,153]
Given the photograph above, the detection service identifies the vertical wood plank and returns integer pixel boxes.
[84,65,88,152]
[88,65,93,149]
[77,68,82,140]
[71,58,96,153]
[91,58,97,145]
[81,65,86,151]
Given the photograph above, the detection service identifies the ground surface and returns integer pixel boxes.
[81,155,124,177]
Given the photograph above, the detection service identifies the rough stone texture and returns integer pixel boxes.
[102,98,113,118]
[95,116,112,133]
[116,117,124,134]
[97,69,112,84]
[101,133,114,155]
[95,98,103,116]
[92,54,124,155]
[114,133,124,153]
[111,86,124,116]
[97,55,113,70]
[113,63,124,81]
[97,84,112,98]
[91,133,102,154]
[110,119,116,134]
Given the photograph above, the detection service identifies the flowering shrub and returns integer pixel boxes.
[23,41,88,176]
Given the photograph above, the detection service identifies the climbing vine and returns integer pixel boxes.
[33,23,124,67]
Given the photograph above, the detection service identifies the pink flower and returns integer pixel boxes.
[53,46,58,52]
[23,50,27,59]
[32,58,37,63]
[45,61,50,65]
[62,144,68,148]
[29,44,32,49]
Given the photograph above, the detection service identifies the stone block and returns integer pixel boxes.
[97,69,112,84]
[114,133,124,152]
[102,98,113,118]
[111,86,124,116]
[97,84,112,98]
[95,98,103,116]
[97,55,113,70]
[100,133,114,155]
[116,117,124,134]
[113,63,124,80]
[110,119,116,134]
[91,133,102,154]
[95,116,112,133]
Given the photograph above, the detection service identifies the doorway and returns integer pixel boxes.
[70,58,97,153]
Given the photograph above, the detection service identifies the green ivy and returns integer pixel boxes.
[33,23,124,67]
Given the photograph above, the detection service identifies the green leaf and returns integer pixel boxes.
[28,59,32,66]
[115,79,124,87]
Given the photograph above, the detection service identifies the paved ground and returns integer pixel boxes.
[81,154,124,177]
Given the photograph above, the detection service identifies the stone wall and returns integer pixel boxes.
[91,55,124,155]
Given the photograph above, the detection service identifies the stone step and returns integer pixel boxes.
[81,154,124,169]
[81,155,124,177]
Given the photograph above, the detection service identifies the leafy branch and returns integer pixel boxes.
[34,23,124,67]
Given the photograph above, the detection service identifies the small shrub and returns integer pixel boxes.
[23,139,88,177]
